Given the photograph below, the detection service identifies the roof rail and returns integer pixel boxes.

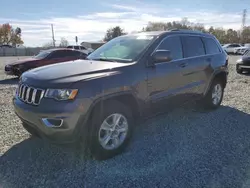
[170,29,204,33]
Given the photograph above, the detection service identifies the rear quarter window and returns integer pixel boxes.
[202,37,221,55]
[182,36,205,58]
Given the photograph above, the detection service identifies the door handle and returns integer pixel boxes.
[179,63,187,68]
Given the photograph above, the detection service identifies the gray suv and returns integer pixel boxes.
[13,30,228,160]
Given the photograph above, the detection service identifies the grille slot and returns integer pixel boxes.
[17,84,45,105]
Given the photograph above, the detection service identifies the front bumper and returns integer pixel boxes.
[5,65,20,76]
[13,95,88,144]
[236,63,250,70]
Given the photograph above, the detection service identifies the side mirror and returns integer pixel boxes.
[152,50,172,64]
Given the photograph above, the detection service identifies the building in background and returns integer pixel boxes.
[80,41,105,50]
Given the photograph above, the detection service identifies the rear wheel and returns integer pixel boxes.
[87,100,134,160]
[201,79,224,110]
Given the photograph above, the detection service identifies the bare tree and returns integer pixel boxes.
[59,37,69,47]
[42,41,54,49]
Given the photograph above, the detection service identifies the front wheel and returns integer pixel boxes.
[201,79,224,110]
[236,68,243,74]
[87,100,133,160]
[236,64,243,74]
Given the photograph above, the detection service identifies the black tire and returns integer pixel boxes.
[236,69,243,74]
[236,66,243,74]
[87,100,134,160]
[201,78,224,110]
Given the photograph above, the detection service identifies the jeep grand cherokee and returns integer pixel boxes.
[13,29,228,160]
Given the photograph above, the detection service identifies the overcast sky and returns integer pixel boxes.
[1,0,250,47]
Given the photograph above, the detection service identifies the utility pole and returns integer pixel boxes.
[240,9,247,43]
[242,9,247,30]
[51,24,56,47]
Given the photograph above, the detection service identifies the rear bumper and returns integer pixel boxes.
[13,96,88,144]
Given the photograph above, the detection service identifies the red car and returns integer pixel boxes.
[4,48,87,77]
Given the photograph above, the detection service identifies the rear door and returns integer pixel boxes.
[180,35,209,97]
[201,36,224,89]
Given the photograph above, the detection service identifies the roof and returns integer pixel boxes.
[127,29,212,37]
[43,48,83,52]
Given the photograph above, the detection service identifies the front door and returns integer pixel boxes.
[146,35,190,113]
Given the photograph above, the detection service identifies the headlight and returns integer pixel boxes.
[45,89,78,100]
[236,59,242,63]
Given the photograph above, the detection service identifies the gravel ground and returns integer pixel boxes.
[1,56,250,188]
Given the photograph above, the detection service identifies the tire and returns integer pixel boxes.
[201,78,224,110]
[236,68,243,74]
[236,64,243,74]
[87,100,133,160]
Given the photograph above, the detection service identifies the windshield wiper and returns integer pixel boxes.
[90,58,117,62]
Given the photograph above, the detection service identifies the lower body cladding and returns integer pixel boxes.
[13,97,86,144]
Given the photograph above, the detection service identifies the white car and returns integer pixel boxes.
[233,44,250,55]
[66,45,94,55]
[223,43,242,54]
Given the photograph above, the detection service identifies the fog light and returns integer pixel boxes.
[42,118,63,128]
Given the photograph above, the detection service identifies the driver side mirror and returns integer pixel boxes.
[151,50,172,64]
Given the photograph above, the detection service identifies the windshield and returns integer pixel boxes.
[34,51,51,59]
[87,34,155,62]
[243,50,250,56]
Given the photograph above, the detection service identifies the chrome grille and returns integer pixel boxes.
[18,84,45,105]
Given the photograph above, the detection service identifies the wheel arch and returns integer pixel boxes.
[204,70,228,96]
[87,92,142,124]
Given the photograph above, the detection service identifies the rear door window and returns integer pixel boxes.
[80,46,87,50]
[182,36,205,58]
[157,36,183,60]
[67,50,81,57]
[202,37,221,55]
[49,50,69,59]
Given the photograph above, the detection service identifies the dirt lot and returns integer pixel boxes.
[1,56,250,187]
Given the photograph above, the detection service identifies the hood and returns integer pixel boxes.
[21,59,133,87]
[242,56,250,62]
[7,57,37,66]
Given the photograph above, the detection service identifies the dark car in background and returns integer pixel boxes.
[5,48,87,77]
[236,50,250,73]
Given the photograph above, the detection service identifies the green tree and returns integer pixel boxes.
[0,23,23,46]
[143,18,205,32]
[103,26,126,42]
[208,27,227,43]
[226,29,239,43]
[241,27,250,43]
